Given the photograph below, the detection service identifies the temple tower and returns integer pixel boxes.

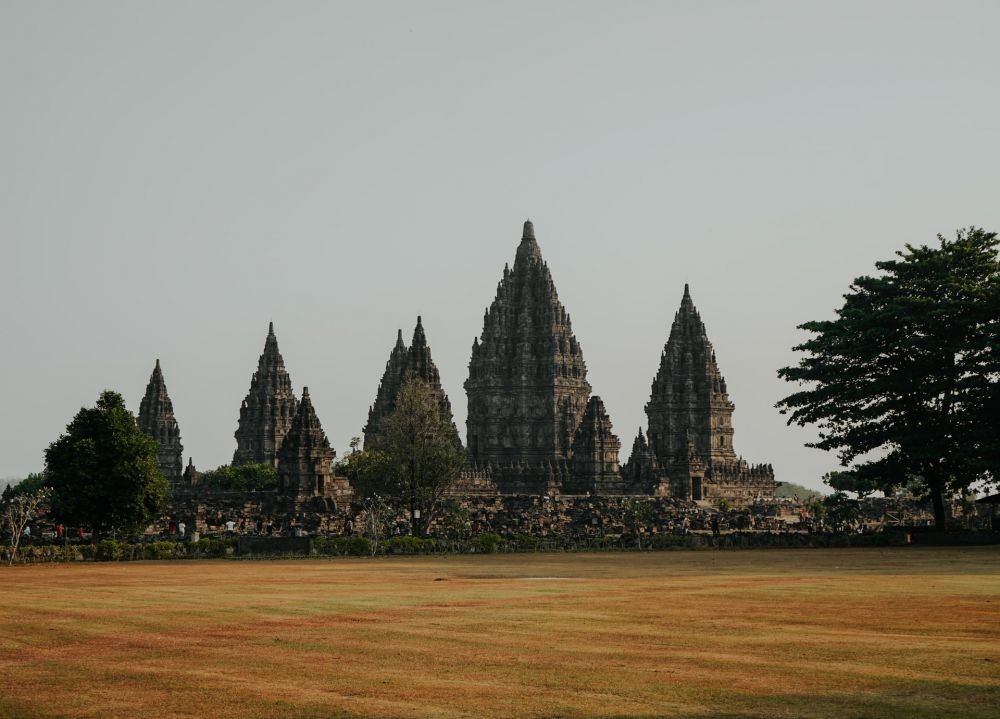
[364,317,461,449]
[403,316,461,447]
[646,285,736,470]
[137,359,184,486]
[182,457,199,487]
[645,285,775,501]
[566,396,622,494]
[621,428,663,494]
[233,322,298,466]
[363,328,408,449]
[277,387,336,498]
[465,220,592,493]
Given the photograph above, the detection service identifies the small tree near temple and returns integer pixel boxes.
[377,377,464,536]
[45,390,168,538]
[778,228,999,528]
[822,470,883,499]
[361,494,394,556]
[621,497,653,549]
[335,436,390,500]
[2,486,51,565]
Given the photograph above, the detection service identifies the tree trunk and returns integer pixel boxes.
[928,474,947,531]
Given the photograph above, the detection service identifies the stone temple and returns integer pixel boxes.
[137,359,184,486]
[642,285,774,500]
[167,219,773,506]
[364,316,461,450]
[233,322,298,467]
[465,220,592,494]
[459,220,773,500]
[277,386,343,500]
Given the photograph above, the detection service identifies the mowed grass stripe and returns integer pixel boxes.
[0,548,997,718]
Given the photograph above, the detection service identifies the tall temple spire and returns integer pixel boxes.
[645,285,735,470]
[515,217,543,264]
[233,322,298,466]
[403,315,461,446]
[278,386,336,498]
[365,317,460,449]
[137,359,184,486]
[466,219,592,493]
[363,328,410,449]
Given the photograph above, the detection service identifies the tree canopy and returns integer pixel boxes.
[198,463,278,492]
[777,227,999,527]
[334,437,390,500]
[373,376,464,535]
[45,390,168,536]
[0,472,47,504]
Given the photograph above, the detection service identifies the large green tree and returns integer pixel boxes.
[45,390,168,537]
[777,228,999,528]
[376,377,464,535]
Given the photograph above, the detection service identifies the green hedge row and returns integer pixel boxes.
[9,530,992,563]
[2,537,238,563]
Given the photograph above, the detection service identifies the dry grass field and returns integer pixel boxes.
[0,547,997,719]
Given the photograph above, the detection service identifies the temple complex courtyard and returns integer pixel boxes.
[1,547,997,719]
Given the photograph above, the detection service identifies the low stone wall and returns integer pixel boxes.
[157,491,793,540]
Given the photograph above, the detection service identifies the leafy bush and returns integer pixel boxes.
[96,539,124,561]
[384,535,427,554]
[471,533,501,554]
[313,536,371,556]
[190,537,235,557]
[144,541,182,560]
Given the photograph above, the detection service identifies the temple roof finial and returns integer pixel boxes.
[412,315,427,347]
[522,219,535,240]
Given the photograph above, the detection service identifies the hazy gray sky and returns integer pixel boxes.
[2,1,997,490]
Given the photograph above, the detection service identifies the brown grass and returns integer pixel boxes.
[0,547,998,718]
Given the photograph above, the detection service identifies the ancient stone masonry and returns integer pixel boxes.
[402,316,462,447]
[565,396,623,495]
[137,359,184,486]
[645,285,775,500]
[362,329,408,449]
[233,322,298,467]
[620,428,670,496]
[702,460,775,502]
[465,220,592,494]
[363,317,462,449]
[182,457,199,487]
[277,386,352,505]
